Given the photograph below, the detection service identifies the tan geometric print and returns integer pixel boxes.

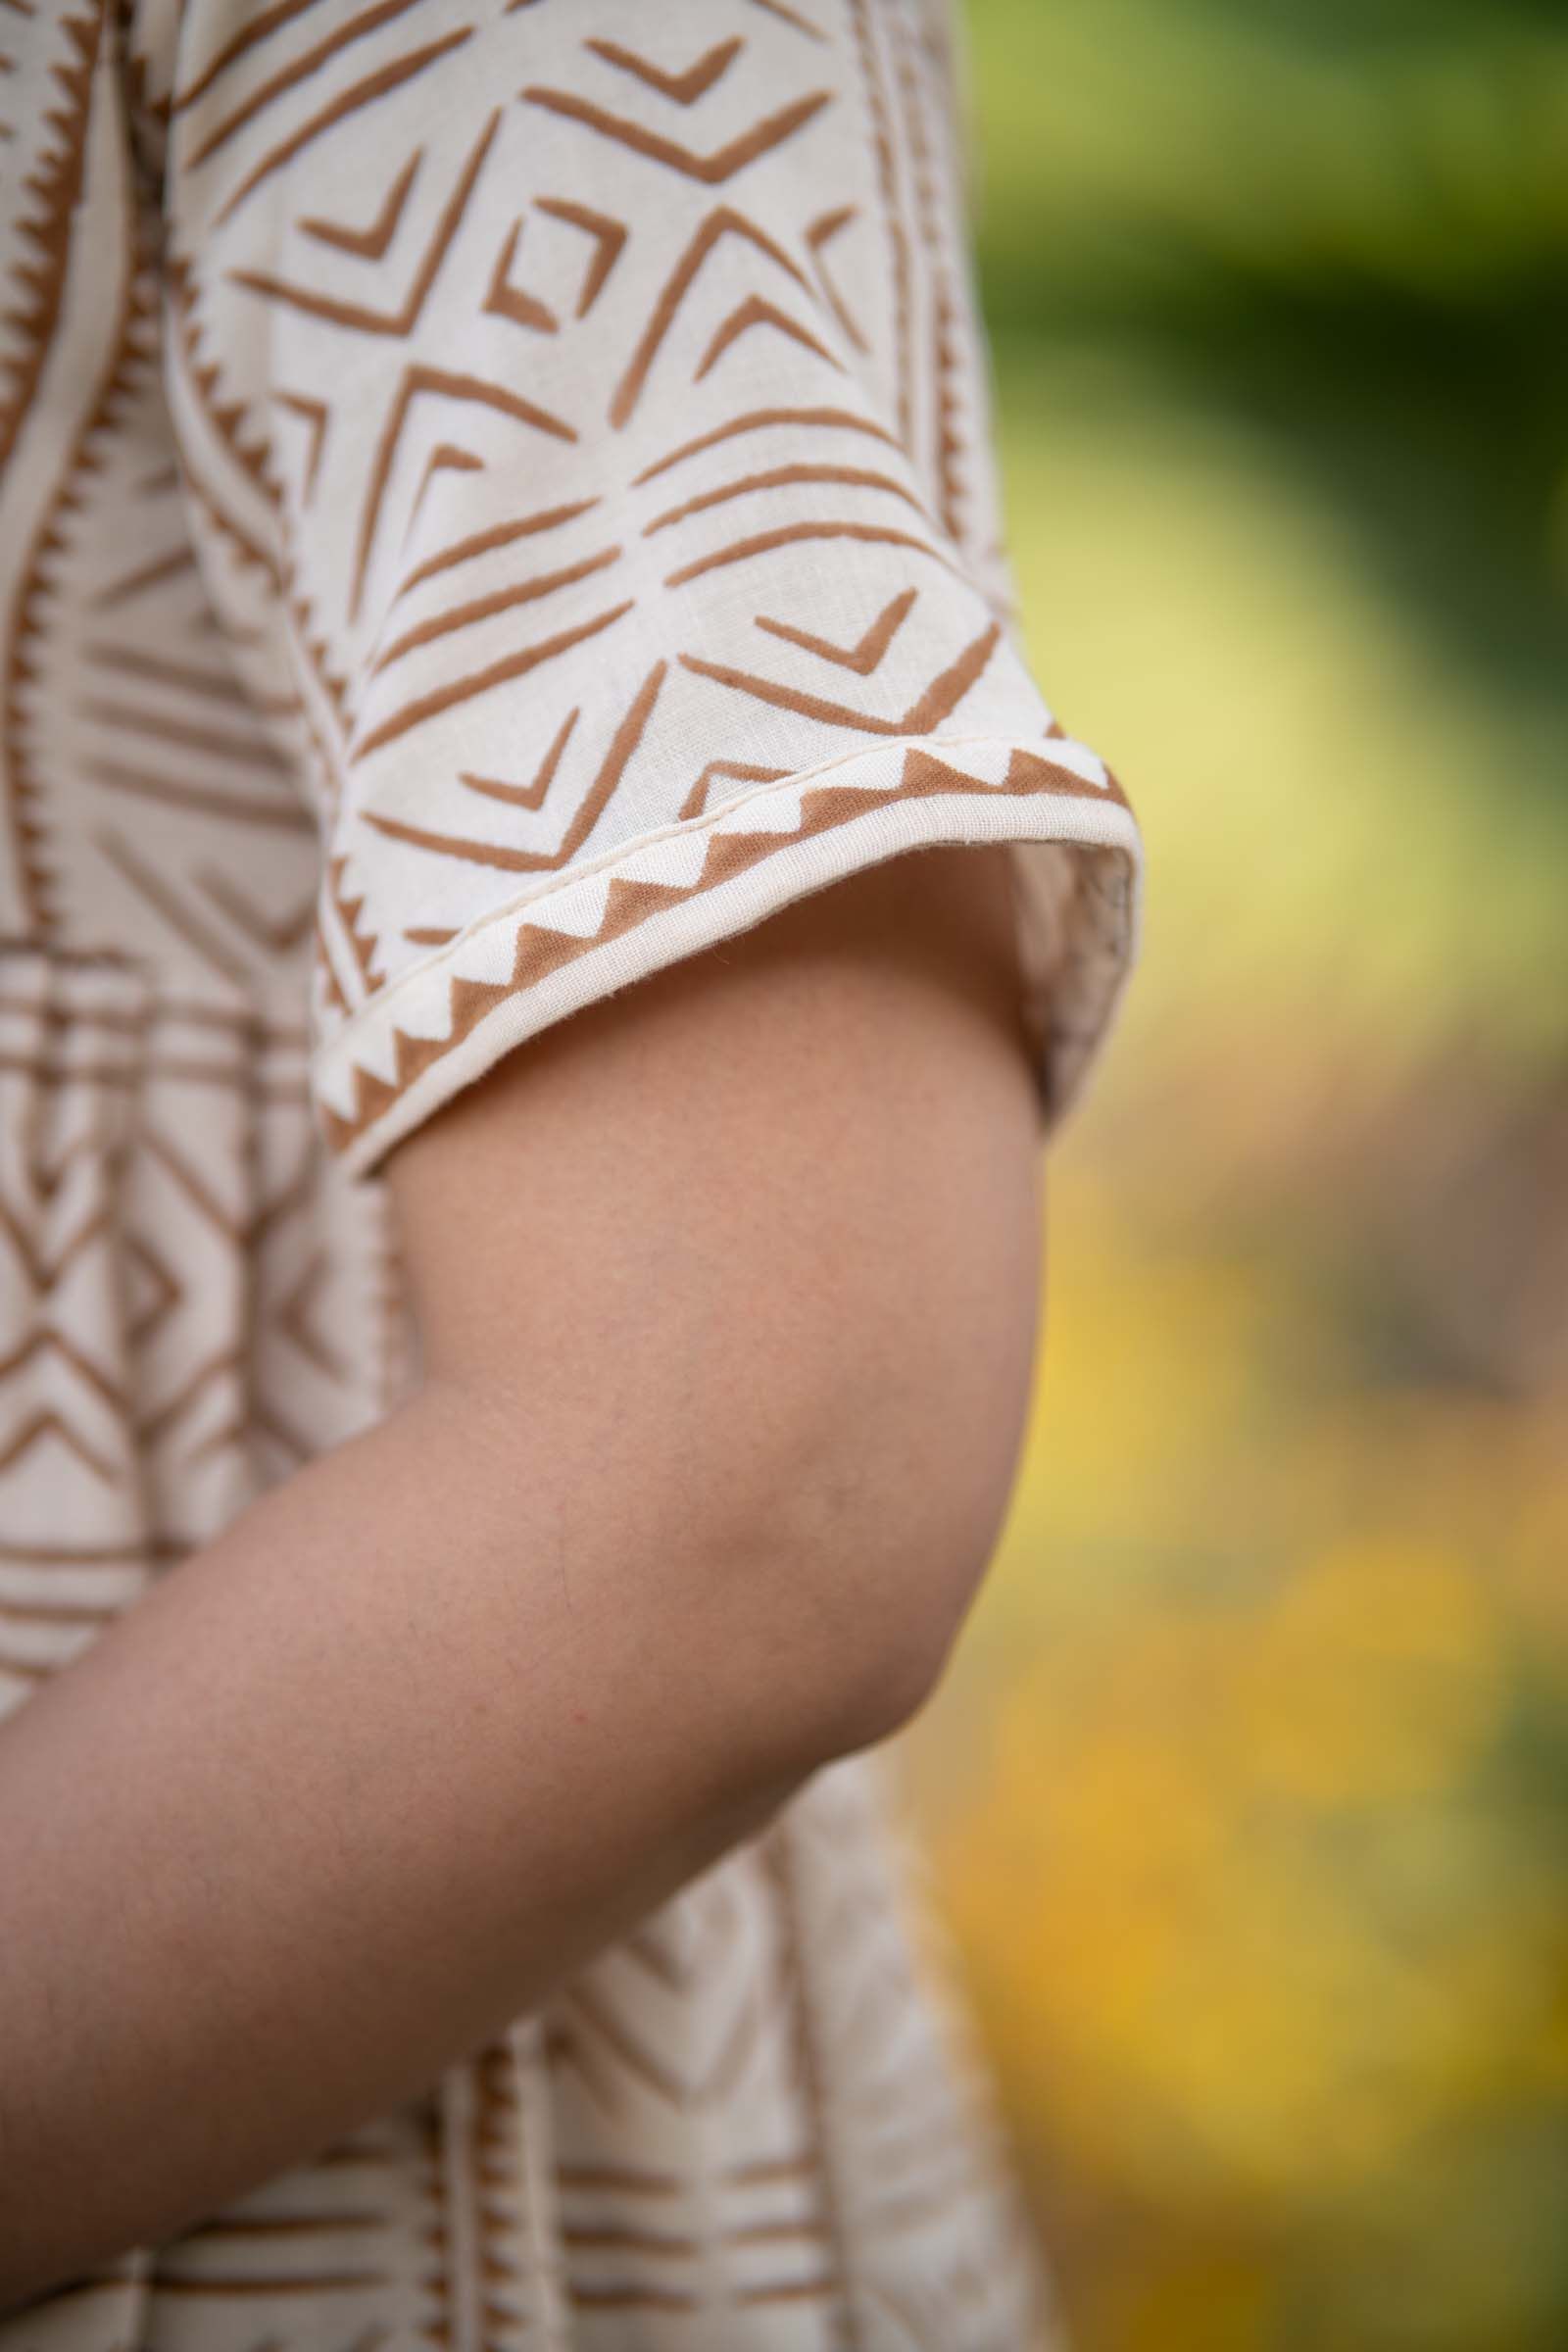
[1,0,1133,2342]
[148,0,1140,1176]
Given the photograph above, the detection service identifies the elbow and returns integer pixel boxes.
[804,1435,1022,1763]
[713,1328,1039,1780]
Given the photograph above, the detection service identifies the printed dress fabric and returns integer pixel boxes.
[0,0,1144,2345]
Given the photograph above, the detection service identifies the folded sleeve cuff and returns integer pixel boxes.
[311,729,1141,1179]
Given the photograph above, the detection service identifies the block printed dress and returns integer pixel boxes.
[0,0,1143,2343]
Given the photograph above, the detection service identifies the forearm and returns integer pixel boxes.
[0,846,1048,2313]
[0,1377,826,2309]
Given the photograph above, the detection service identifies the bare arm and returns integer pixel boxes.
[0,844,1045,2308]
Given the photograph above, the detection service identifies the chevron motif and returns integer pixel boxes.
[585,34,745,105]
[758,584,916,668]
[302,148,424,259]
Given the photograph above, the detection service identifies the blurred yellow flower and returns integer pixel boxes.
[1237,1540,1507,1807]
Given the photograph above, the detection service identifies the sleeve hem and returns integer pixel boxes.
[312,731,1144,1181]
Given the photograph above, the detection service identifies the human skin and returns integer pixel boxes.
[0,841,1045,2308]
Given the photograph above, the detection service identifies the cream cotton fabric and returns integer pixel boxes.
[0,0,1142,2343]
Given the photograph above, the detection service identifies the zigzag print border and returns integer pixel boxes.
[315,733,1142,1174]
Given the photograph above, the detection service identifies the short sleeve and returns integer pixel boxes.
[159,0,1143,1179]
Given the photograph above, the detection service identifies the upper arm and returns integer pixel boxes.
[155,0,1140,1736]
[383,842,1045,1747]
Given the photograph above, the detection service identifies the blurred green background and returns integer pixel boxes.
[895,4,1568,2346]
